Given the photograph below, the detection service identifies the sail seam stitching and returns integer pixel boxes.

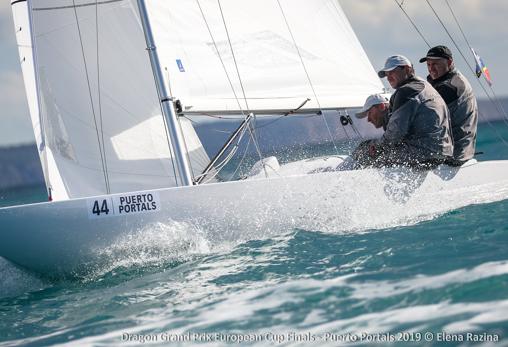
[33,0,123,11]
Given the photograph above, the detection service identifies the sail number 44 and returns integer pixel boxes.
[92,199,110,216]
[87,197,114,219]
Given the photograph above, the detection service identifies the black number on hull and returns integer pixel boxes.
[92,199,110,215]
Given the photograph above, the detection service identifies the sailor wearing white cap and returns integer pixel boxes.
[377,55,415,89]
[377,55,412,77]
[355,94,389,130]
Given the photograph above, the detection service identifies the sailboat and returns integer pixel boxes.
[2,0,508,275]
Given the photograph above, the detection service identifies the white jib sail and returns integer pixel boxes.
[11,0,211,200]
[146,0,384,113]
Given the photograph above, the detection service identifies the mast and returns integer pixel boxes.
[136,0,194,186]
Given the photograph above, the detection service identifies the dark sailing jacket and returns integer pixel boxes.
[427,69,478,162]
[381,76,454,162]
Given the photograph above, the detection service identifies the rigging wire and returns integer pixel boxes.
[216,0,265,166]
[228,134,252,180]
[393,0,508,146]
[424,0,508,133]
[195,0,264,179]
[199,123,250,183]
[442,0,508,125]
[253,98,311,130]
[254,113,324,130]
[94,0,111,193]
[393,0,431,48]
[344,111,363,140]
[72,0,110,194]
[443,0,472,49]
[335,110,352,142]
[215,1,249,112]
[336,110,361,142]
[177,117,212,182]
[425,0,508,122]
[276,0,341,153]
[330,0,379,142]
[195,0,244,115]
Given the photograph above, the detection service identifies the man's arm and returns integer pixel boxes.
[381,97,418,145]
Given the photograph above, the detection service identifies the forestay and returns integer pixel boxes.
[12,0,211,201]
[146,0,384,113]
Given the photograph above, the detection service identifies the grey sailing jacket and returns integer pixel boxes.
[428,69,478,162]
[382,76,454,161]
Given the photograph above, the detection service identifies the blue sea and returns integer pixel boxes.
[1,121,508,346]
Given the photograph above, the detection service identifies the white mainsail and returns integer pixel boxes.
[147,0,384,113]
[12,0,383,201]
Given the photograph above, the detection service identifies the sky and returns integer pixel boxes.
[0,0,507,146]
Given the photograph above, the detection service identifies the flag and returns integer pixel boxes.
[471,48,493,86]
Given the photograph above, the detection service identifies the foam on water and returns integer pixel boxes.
[349,260,508,300]
[58,170,508,281]
[255,172,508,236]
[240,155,508,236]
[68,258,508,346]
[1,197,507,346]
[0,258,47,299]
[81,221,212,281]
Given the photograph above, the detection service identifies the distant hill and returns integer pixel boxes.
[477,97,508,121]
[0,144,44,190]
[1,96,507,190]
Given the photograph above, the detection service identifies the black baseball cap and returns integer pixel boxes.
[419,45,453,63]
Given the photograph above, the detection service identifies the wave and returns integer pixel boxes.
[0,257,47,299]
[79,221,212,282]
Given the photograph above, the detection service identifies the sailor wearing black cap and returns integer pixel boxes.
[420,45,478,165]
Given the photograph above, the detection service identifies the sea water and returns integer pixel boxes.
[1,121,507,346]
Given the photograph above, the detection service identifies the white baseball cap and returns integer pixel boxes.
[377,55,412,78]
[355,94,389,118]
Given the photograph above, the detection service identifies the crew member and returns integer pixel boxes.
[353,55,454,169]
[420,45,478,165]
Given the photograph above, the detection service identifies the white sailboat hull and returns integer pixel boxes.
[1,159,508,275]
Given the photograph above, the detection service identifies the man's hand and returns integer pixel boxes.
[368,144,378,157]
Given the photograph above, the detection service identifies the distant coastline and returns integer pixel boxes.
[0,143,44,190]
